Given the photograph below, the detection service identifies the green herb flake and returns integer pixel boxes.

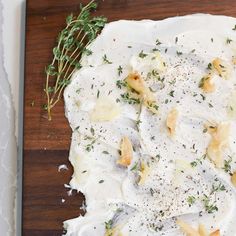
[121,92,140,105]
[211,182,226,194]
[176,51,183,56]
[102,150,109,155]
[102,54,112,64]
[226,38,233,44]
[96,90,100,98]
[105,219,113,230]
[187,195,196,206]
[131,162,138,171]
[139,50,147,58]
[156,39,162,45]
[202,194,218,214]
[117,65,123,76]
[207,63,212,70]
[116,80,127,89]
[169,90,174,97]
[223,156,232,174]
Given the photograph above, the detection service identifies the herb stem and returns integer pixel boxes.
[44,0,107,120]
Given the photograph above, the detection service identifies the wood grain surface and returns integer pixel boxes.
[23,0,236,235]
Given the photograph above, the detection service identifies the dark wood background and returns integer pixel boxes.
[23,0,236,235]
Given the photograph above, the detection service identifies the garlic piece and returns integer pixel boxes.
[166,108,179,136]
[231,171,236,187]
[177,220,220,236]
[198,224,208,236]
[207,122,230,168]
[126,72,154,102]
[212,57,232,80]
[210,229,220,236]
[176,219,199,236]
[199,74,215,93]
[117,137,133,167]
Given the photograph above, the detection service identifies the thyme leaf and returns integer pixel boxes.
[44,0,107,120]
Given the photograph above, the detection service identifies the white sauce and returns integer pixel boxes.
[63,14,236,236]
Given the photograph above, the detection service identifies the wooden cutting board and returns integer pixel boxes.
[23,0,236,235]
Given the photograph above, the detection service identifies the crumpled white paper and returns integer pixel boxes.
[0,1,17,235]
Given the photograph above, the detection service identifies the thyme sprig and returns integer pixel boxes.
[44,1,107,120]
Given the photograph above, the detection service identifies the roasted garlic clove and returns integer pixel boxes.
[117,137,133,167]
[206,122,230,168]
[212,57,232,80]
[166,108,179,137]
[199,74,215,93]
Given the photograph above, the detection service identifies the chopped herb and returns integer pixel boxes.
[175,37,178,43]
[121,92,140,105]
[131,162,138,171]
[190,154,206,167]
[105,220,113,230]
[223,156,232,174]
[207,63,212,70]
[96,90,100,98]
[76,88,82,94]
[139,50,147,58]
[117,65,123,76]
[127,45,132,48]
[150,188,155,196]
[211,182,226,194]
[90,127,95,136]
[208,103,213,108]
[152,48,160,52]
[147,101,159,112]
[190,161,198,167]
[102,54,112,64]
[156,39,162,45]
[164,99,169,104]
[42,104,48,111]
[219,64,225,68]
[169,90,174,97]
[85,138,97,152]
[226,38,233,44]
[147,69,160,80]
[203,128,207,133]
[200,94,206,101]
[102,150,109,155]
[156,154,161,161]
[116,80,127,89]
[232,25,236,30]
[211,38,214,42]
[99,180,104,183]
[187,195,196,206]
[190,49,196,53]
[136,119,142,125]
[202,194,218,214]
[176,51,183,56]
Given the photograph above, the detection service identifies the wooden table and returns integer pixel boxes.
[23,0,236,235]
